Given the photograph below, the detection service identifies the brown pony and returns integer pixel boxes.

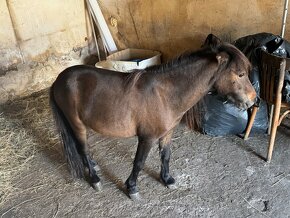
[50,34,256,200]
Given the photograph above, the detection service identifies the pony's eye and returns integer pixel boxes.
[239,73,244,77]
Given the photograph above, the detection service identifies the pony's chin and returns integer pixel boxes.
[235,101,255,110]
[226,95,254,110]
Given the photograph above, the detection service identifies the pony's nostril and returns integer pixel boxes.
[248,91,257,102]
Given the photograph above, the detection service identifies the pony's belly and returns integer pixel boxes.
[90,123,137,138]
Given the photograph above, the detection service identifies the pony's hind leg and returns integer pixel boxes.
[89,159,101,172]
[82,154,102,191]
[125,137,153,200]
[70,121,102,190]
[159,131,176,188]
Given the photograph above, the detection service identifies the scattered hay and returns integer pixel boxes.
[0,90,60,206]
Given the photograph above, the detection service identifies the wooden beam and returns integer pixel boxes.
[87,0,118,54]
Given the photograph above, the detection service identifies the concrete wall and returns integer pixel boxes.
[0,0,289,102]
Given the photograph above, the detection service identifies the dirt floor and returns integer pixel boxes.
[1,90,290,218]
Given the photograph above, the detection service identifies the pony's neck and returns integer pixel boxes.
[151,59,219,113]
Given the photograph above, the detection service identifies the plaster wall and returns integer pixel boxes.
[0,0,289,102]
[100,0,289,60]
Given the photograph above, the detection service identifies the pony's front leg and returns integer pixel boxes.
[159,131,176,188]
[125,137,153,201]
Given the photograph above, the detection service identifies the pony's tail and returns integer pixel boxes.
[182,99,205,132]
[49,86,84,178]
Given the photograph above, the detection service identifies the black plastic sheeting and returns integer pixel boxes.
[203,93,268,136]
[202,32,290,136]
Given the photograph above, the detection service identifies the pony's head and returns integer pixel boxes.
[204,34,256,109]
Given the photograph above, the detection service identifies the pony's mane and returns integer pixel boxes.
[144,48,215,74]
[123,47,216,91]
[123,71,144,92]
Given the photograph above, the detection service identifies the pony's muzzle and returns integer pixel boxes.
[244,100,255,109]
[248,89,257,102]
[243,94,259,109]
[244,89,257,109]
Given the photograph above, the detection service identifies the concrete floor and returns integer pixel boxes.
[1,92,290,218]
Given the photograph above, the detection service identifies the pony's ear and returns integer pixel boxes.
[216,52,229,65]
[202,34,222,49]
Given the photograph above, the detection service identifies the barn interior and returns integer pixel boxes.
[1,0,290,217]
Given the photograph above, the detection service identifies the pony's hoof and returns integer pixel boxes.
[161,176,176,189]
[90,159,101,172]
[93,164,101,172]
[129,192,142,201]
[92,182,102,191]
[167,183,177,189]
